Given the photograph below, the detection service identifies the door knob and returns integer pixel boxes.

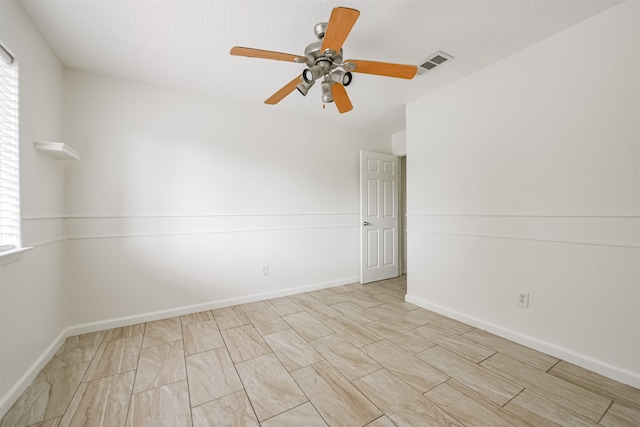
[363,221,370,226]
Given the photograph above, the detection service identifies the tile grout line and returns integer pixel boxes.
[221,310,262,424]
[47,336,96,426]
[178,314,195,427]
[122,326,145,426]
[597,400,615,424]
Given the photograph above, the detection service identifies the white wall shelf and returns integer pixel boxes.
[34,141,81,160]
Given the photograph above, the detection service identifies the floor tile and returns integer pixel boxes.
[58,371,135,427]
[353,369,463,427]
[548,361,640,410]
[441,379,533,426]
[481,353,611,421]
[260,402,327,427]
[323,315,383,348]
[180,310,214,326]
[413,323,495,363]
[192,390,259,427]
[365,319,435,354]
[236,353,307,421]
[368,304,429,330]
[265,297,303,316]
[379,287,407,300]
[291,361,381,427]
[281,312,334,341]
[25,418,61,427]
[142,318,182,348]
[295,298,341,321]
[238,300,268,313]
[424,381,524,427]
[221,324,272,363]
[504,388,600,427]
[337,291,383,309]
[212,305,251,330]
[83,335,142,382]
[417,346,523,406]
[462,328,559,371]
[348,283,387,296]
[286,292,317,304]
[103,324,145,342]
[182,319,224,355]
[46,332,106,371]
[369,292,417,311]
[362,339,448,393]
[364,416,397,427]
[126,380,191,427]
[244,307,290,336]
[185,347,243,407]
[1,363,89,427]
[331,301,382,324]
[410,310,474,335]
[310,334,381,381]
[41,363,90,420]
[263,329,324,372]
[133,340,186,394]
[600,402,640,427]
[306,288,350,305]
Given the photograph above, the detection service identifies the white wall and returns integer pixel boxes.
[406,0,639,386]
[0,0,67,414]
[63,70,391,329]
[391,130,406,156]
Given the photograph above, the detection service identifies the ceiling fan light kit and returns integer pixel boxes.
[296,79,312,96]
[230,6,418,114]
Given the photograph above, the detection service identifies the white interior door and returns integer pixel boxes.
[360,151,399,284]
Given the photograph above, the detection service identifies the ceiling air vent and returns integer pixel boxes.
[417,51,453,76]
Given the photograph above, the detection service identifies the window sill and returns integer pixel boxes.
[0,247,33,266]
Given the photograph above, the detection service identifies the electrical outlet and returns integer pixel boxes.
[518,292,530,308]
[261,265,269,276]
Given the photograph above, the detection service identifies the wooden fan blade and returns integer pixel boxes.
[346,59,417,79]
[265,76,301,105]
[331,83,353,114]
[320,7,360,54]
[230,46,305,63]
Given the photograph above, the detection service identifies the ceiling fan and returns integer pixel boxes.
[230,6,418,114]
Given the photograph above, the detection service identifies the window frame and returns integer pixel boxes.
[0,42,27,263]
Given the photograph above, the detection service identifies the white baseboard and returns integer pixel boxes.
[0,329,69,420]
[0,276,358,419]
[66,276,359,336]
[405,294,640,389]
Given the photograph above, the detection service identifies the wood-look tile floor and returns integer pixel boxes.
[2,276,639,427]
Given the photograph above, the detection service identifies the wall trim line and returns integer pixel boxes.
[408,213,639,218]
[23,213,360,221]
[65,225,357,241]
[407,230,639,249]
[22,216,66,221]
[28,237,66,248]
[64,212,360,219]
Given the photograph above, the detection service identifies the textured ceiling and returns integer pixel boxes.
[18,0,622,134]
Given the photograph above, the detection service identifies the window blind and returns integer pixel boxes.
[0,46,19,252]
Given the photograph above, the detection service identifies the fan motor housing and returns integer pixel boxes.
[304,41,343,68]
